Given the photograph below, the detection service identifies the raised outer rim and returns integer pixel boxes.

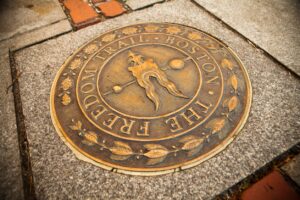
[50,22,252,176]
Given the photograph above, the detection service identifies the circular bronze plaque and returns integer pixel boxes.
[50,23,251,175]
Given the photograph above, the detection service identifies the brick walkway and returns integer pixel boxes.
[0,0,299,199]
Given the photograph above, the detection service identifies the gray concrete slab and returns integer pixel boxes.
[194,0,300,76]
[0,2,71,199]
[126,0,164,10]
[281,154,300,186]
[0,0,67,41]
[0,53,24,200]
[0,19,72,56]
[14,0,300,199]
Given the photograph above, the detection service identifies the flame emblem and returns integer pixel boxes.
[128,51,188,111]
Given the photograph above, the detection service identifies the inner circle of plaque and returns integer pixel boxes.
[76,41,224,141]
[98,44,201,119]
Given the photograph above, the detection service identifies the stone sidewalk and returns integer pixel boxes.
[0,0,299,199]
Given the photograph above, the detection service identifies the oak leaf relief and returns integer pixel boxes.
[144,25,159,32]
[228,74,238,92]
[188,32,202,40]
[69,58,82,70]
[61,77,72,90]
[101,34,116,42]
[69,120,82,131]
[62,93,71,105]
[180,135,204,150]
[83,131,98,144]
[205,117,226,134]
[223,96,239,112]
[122,27,138,35]
[221,58,234,70]
[143,144,169,158]
[110,141,133,156]
[166,26,181,34]
[84,44,98,55]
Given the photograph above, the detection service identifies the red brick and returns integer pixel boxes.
[98,0,125,17]
[242,170,300,200]
[63,0,99,26]
[92,0,105,3]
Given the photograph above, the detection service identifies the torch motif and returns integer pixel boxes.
[128,51,188,111]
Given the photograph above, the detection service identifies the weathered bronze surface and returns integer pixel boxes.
[50,23,252,175]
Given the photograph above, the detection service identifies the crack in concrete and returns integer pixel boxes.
[9,50,36,200]
[13,29,72,53]
[0,18,68,43]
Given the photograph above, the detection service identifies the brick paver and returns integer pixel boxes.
[63,0,100,28]
[241,170,300,200]
[97,0,126,17]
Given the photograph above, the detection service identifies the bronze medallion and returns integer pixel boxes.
[50,23,252,175]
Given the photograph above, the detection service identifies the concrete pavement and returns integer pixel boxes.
[1,0,299,199]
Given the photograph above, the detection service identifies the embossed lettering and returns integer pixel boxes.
[138,35,145,42]
[202,63,216,73]
[206,76,219,84]
[120,118,136,135]
[176,40,189,48]
[104,47,117,55]
[165,116,183,132]
[195,100,212,114]
[83,95,99,110]
[81,68,98,81]
[137,121,150,136]
[129,37,136,44]
[180,108,201,126]
[196,53,210,61]
[80,82,95,94]
[165,36,175,44]
[103,113,120,129]
[93,53,106,61]
[91,105,107,120]
[188,46,200,54]
[118,41,130,48]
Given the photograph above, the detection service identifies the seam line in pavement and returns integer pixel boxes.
[9,50,37,200]
[0,18,68,43]
[190,0,300,79]
[127,0,167,11]
[279,167,300,195]
[13,29,72,53]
